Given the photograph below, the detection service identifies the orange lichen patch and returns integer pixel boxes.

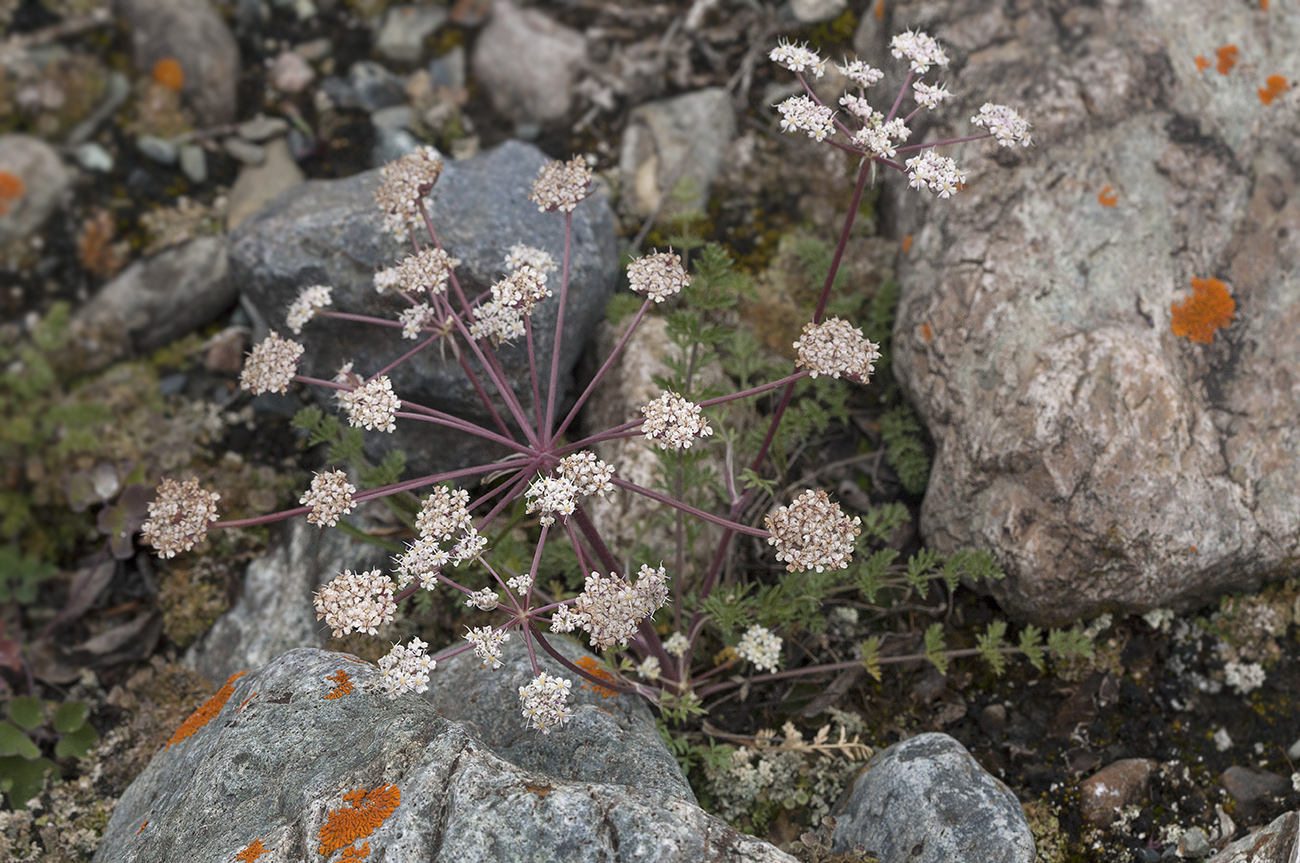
[0,171,26,216]
[152,57,185,92]
[1195,55,1211,72]
[1261,0,1268,9]
[167,671,248,748]
[901,234,913,254]
[235,839,271,862]
[237,692,257,713]
[1258,75,1290,105]
[324,670,354,700]
[1097,185,1118,207]
[1171,277,1235,344]
[574,656,618,698]
[874,0,884,20]
[1190,546,1198,552]
[920,322,933,342]
[1215,45,1238,75]
[136,821,148,835]
[523,782,552,796]
[318,784,401,856]
[339,844,370,860]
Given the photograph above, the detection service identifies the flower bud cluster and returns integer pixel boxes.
[142,477,220,558]
[470,265,552,344]
[518,672,573,733]
[341,376,401,433]
[379,637,434,698]
[373,247,459,296]
[793,318,881,382]
[769,40,826,77]
[776,95,837,142]
[286,285,332,334]
[557,564,670,650]
[525,452,614,526]
[664,631,690,658]
[971,102,1033,147]
[240,331,303,395]
[300,469,357,527]
[313,568,396,637]
[765,489,861,573]
[736,625,783,673]
[627,251,690,303]
[465,626,510,670]
[890,29,950,74]
[374,146,443,236]
[465,586,500,611]
[529,157,591,213]
[641,392,713,449]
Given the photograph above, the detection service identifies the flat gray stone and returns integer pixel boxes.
[93,648,796,863]
[178,142,207,183]
[374,4,447,63]
[226,138,305,228]
[619,87,735,219]
[832,732,1035,863]
[471,0,585,127]
[117,0,240,125]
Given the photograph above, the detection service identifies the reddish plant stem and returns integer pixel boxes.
[524,315,544,441]
[543,211,574,445]
[527,623,641,696]
[317,310,403,329]
[551,296,654,443]
[369,333,440,381]
[608,477,770,538]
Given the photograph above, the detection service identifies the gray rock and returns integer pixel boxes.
[226,138,305,228]
[269,49,316,94]
[228,139,618,474]
[790,0,847,24]
[178,142,207,183]
[471,0,586,128]
[136,134,178,165]
[425,636,695,803]
[1178,827,1211,858]
[94,648,796,863]
[222,136,267,165]
[1205,811,1297,863]
[1220,766,1290,821]
[72,236,234,354]
[832,732,1035,863]
[237,114,291,142]
[888,0,1300,623]
[375,4,448,63]
[619,87,735,219]
[0,135,71,246]
[371,104,414,130]
[321,60,408,112]
[428,45,466,92]
[72,142,115,173]
[371,126,422,167]
[185,517,386,684]
[116,0,240,125]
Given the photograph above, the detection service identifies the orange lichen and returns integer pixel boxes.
[152,57,185,92]
[1190,545,1198,552]
[523,782,552,796]
[1258,75,1290,105]
[1261,0,1268,9]
[1170,277,1235,344]
[235,839,270,862]
[574,656,618,698]
[136,821,148,835]
[1215,45,1238,75]
[874,0,884,20]
[339,843,370,860]
[324,670,354,700]
[1195,55,1210,72]
[318,784,401,856]
[237,692,257,713]
[901,234,913,254]
[1097,185,1118,207]
[167,671,248,748]
[920,322,933,342]
[0,171,25,216]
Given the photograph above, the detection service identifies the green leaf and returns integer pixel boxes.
[0,721,40,758]
[976,621,1009,676]
[1019,625,1046,673]
[54,723,98,760]
[880,404,931,495]
[854,548,898,603]
[860,502,909,544]
[0,755,58,809]
[1047,627,1095,662]
[923,623,949,675]
[859,636,882,682]
[53,700,89,734]
[8,696,43,731]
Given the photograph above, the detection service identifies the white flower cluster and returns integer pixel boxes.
[904,151,967,198]
[398,303,434,339]
[465,586,500,611]
[793,318,881,381]
[300,469,357,527]
[240,331,303,395]
[1224,661,1266,696]
[561,451,615,496]
[970,102,1032,147]
[664,631,690,658]
[525,475,577,527]
[519,672,573,733]
[286,285,332,334]
[313,568,396,637]
[142,477,220,558]
[641,392,713,449]
[560,564,670,650]
[765,489,861,573]
[838,59,883,88]
[627,251,690,303]
[776,95,837,142]
[340,375,401,433]
[769,40,825,78]
[529,157,591,213]
[378,637,434,697]
[524,452,615,526]
[913,81,952,109]
[636,656,661,681]
[506,572,533,595]
[736,625,783,673]
[469,265,552,344]
[418,486,473,540]
[374,247,459,296]
[395,486,482,589]
[849,115,911,160]
[890,29,950,74]
[464,626,510,670]
[504,244,557,274]
[374,146,444,236]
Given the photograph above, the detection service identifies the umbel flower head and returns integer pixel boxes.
[627,251,690,303]
[378,637,434,698]
[765,489,861,573]
[641,392,713,449]
[373,247,459,295]
[736,624,783,673]
[313,568,396,637]
[794,318,881,381]
[529,157,591,213]
[300,469,357,527]
[374,146,444,236]
[286,285,332,334]
[519,671,573,733]
[561,565,670,650]
[341,376,401,433]
[240,331,303,395]
[142,476,220,558]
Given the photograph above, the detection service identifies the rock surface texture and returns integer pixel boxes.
[886,0,1300,623]
[228,140,618,474]
[1205,810,1297,863]
[471,0,587,128]
[831,732,1035,863]
[94,648,796,863]
[0,134,71,245]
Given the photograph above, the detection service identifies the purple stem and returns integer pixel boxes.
[543,211,574,445]
[551,296,654,443]
[608,477,770,538]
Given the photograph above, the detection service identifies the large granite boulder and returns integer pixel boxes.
[229,140,619,474]
[885,0,1300,623]
[94,648,796,863]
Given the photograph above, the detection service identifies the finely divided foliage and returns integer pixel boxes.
[151,27,1030,736]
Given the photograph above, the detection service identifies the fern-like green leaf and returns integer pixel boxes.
[923,623,948,674]
[976,621,1009,676]
[859,636,882,682]
[1019,625,1046,672]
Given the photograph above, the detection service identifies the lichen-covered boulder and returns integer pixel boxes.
[93,648,796,863]
[885,0,1300,623]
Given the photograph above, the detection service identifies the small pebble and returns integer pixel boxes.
[1287,738,1300,761]
[136,135,178,165]
[371,105,414,130]
[179,144,207,183]
[270,50,315,94]
[1178,827,1211,858]
[294,38,332,62]
[73,142,114,173]
[223,136,268,166]
[238,115,291,142]
[159,373,188,396]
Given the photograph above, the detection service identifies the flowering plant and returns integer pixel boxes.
[142,31,1030,733]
